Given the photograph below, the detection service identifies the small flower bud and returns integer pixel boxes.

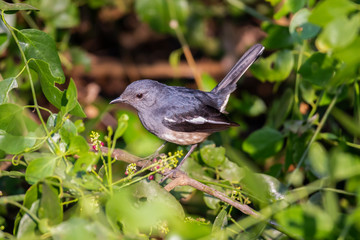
[148,175,154,180]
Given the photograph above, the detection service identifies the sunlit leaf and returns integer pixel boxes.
[16,29,85,117]
[316,14,360,51]
[308,0,357,27]
[25,155,58,184]
[200,144,226,168]
[0,1,38,12]
[251,50,294,82]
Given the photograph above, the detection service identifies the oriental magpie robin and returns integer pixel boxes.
[110,44,265,177]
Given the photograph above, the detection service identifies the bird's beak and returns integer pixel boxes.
[110,96,125,104]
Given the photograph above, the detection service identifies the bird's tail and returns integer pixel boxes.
[211,44,264,112]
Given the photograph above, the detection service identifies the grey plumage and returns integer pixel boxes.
[110,44,264,146]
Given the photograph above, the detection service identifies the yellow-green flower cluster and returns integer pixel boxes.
[125,163,137,176]
[231,186,251,205]
[90,131,101,150]
[156,150,183,173]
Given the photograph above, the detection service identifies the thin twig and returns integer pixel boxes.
[91,144,260,217]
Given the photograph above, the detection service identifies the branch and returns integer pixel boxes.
[92,144,260,217]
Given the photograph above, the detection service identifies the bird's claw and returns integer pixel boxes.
[159,168,180,183]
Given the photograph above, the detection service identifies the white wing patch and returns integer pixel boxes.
[164,117,176,123]
[220,94,230,113]
[185,116,229,125]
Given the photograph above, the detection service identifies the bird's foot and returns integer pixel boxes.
[159,168,181,183]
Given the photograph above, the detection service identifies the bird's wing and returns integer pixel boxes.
[162,103,238,133]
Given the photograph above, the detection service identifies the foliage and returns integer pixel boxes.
[1,0,360,239]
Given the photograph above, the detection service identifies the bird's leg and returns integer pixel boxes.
[160,143,198,183]
[140,142,167,169]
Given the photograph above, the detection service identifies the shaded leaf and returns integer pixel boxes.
[212,209,227,232]
[289,9,321,42]
[218,158,244,182]
[275,204,333,240]
[243,127,284,161]
[261,23,294,50]
[135,0,189,34]
[299,52,335,87]
[266,89,293,129]
[0,77,17,104]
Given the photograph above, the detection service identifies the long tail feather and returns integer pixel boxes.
[212,44,264,94]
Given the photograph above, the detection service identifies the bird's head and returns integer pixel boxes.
[110,79,164,111]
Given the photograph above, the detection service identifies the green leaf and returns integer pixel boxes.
[261,23,295,50]
[61,78,78,115]
[107,181,184,233]
[242,127,284,161]
[200,144,226,168]
[0,104,29,135]
[135,0,189,34]
[275,204,333,239]
[212,209,227,232]
[218,158,244,182]
[73,152,98,173]
[70,47,91,72]
[308,0,357,27]
[114,114,129,142]
[0,77,17,104]
[266,89,293,129]
[329,149,360,180]
[28,0,79,28]
[16,29,85,117]
[16,200,40,238]
[289,9,321,42]
[0,1,38,12]
[240,169,286,205]
[38,181,63,226]
[273,0,306,20]
[308,142,328,178]
[25,155,58,184]
[0,130,36,154]
[67,135,89,156]
[51,218,113,240]
[203,185,221,209]
[298,52,335,87]
[169,48,183,69]
[235,92,267,117]
[316,14,360,51]
[201,73,218,92]
[251,50,294,82]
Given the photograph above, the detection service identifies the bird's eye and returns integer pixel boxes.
[136,93,143,99]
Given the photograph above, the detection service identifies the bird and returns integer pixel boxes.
[110,44,265,179]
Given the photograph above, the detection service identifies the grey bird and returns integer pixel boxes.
[110,44,265,178]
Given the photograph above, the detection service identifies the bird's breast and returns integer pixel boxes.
[160,130,210,145]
